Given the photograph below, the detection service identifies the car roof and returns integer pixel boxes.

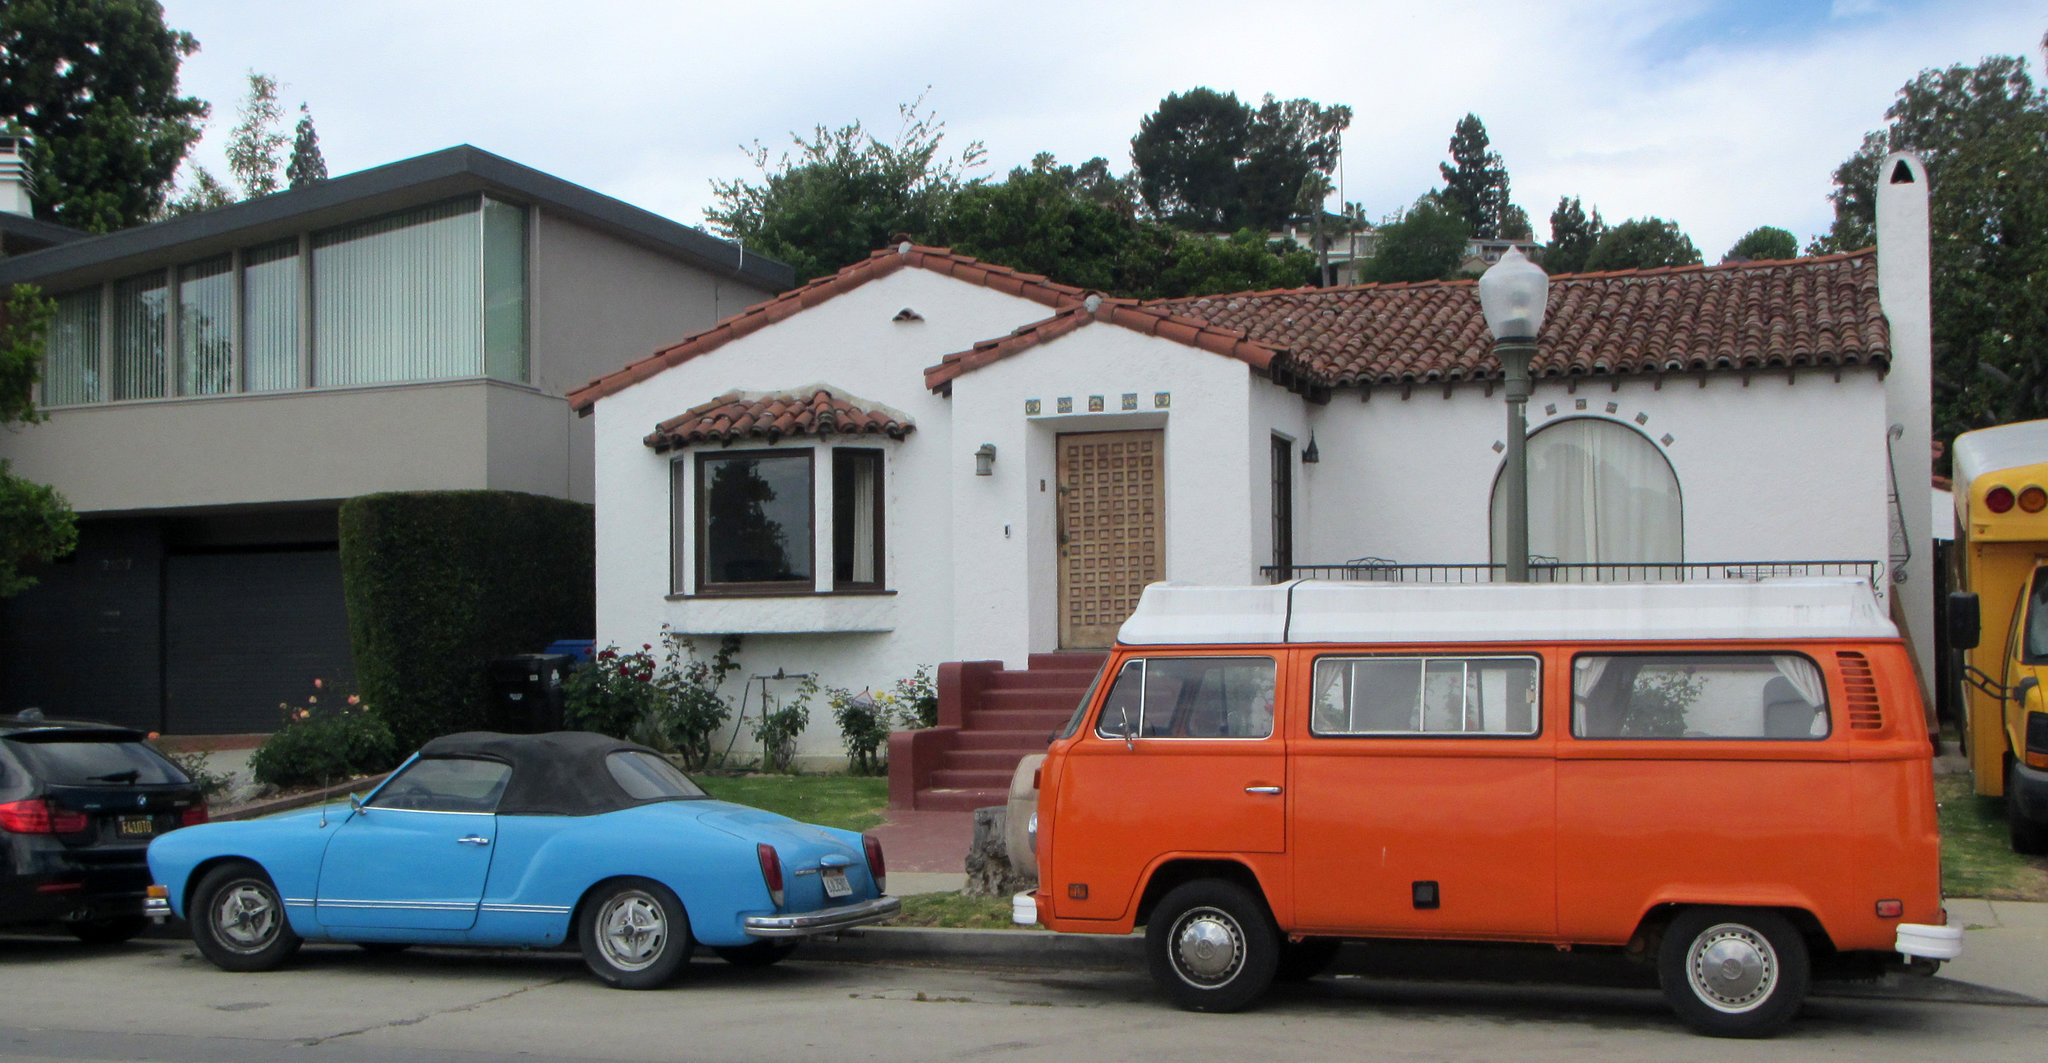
[0,714,150,741]
[416,731,674,816]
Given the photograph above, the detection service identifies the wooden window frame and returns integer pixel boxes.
[832,447,886,592]
[693,448,817,597]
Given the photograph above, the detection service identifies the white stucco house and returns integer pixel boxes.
[569,153,1935,792]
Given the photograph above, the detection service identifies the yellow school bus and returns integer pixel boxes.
[1949,419,2048,853]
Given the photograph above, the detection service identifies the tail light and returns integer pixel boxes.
[2026,711,2048,771]
[756,843,785,908]
[180,802,210,827]
[1987,486,2016,513]
[0,799,89,834]
[2023,486,2048,514]
[862,833,887,895]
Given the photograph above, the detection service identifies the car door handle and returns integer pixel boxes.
[456,835,491,846]
[1244,786,1282,795]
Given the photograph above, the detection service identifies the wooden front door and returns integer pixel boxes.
[1057,430,1163,648]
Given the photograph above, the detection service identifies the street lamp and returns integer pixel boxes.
[1477,247,1549,583]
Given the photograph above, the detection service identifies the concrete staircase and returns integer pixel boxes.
[888,652,1104,811]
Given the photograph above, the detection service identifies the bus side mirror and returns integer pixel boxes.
[1949,592,1982,651]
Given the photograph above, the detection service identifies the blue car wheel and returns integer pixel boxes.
[580,877,690,989]
[192,861,302,972]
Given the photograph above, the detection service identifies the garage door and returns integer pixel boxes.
[164,549,356,734]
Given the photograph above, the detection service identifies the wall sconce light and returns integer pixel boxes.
[974,443,997,476]
[1301,433,1320,464]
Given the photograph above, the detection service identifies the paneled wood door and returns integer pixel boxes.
[1057,430,1163,648]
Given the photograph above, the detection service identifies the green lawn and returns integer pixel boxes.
[1937,773,2048,901]
[694,774,889,833]
[887,891,1032,930]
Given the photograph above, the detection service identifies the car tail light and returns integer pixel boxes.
[1988,486,2016,513]
[862,833,886,895]
[0,798,89,834]
[756,843,785,908]
[180,802,209,827]
[2027,711,2048,770]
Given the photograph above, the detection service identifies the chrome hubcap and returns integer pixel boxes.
[1686,923,1776,1013]
[1171,906,1244,986]
[213,883,280,952]
[597,890,668,972]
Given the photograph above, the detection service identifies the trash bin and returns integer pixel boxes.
[487,653,574,733]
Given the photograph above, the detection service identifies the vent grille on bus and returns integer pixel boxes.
[1836,651,1884,730]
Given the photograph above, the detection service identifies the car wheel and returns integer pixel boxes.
[2010,761,2048,855]
[1144,879,1279,1012]
[1657,908,1809,1038]
[191,861,302,972]
[1272,936,1341,982]
[64,915,148,945]
[579,878,691,989]
[712,940,799,968]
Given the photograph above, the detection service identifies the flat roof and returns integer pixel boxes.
[1954,420,2048,491]
[0,145,792,293]
[1116,578,1897,645]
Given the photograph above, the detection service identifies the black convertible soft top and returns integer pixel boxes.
[415,731,693,817]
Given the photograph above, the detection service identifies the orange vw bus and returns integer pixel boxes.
[1021,578,1957,1037]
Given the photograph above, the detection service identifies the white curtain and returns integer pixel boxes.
[848,457,877,584]
[1772,655,1826,706]
[313,198,482,387]
[1493,419,1682,568]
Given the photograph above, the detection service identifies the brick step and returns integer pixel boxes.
[1028,652,1108,672]
[914,787,1007,812]
[987,669,1099,690]
[979,688,1083,713]
[937,748,1035,771]
[954,730,1056,751]
[929,768,1014,791]
[965,709,1069,735]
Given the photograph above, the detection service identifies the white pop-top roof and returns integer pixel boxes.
[1955,419,2048,491]
[1116,578,1897,646]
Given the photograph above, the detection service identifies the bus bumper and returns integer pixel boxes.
[1896,920,1963,961]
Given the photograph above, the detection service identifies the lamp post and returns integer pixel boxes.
[1477,248,1549,583]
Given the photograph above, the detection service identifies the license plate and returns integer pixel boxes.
[821,868,851,898]
[117,815,156,838]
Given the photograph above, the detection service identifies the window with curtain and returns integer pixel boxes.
[1490,418,1681,570]
[1311,655,1540,736]
[833,449,883,589]
[482,196,528,383]
[1571,653,1829,739]
[312,199,482,387]
[176,255,234,396]
[243,240,301,392]
[110,272,167,400]
[41,290,101,405]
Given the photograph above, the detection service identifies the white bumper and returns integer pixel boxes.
[1012,892,1037,926]
[1896,920,1964,961]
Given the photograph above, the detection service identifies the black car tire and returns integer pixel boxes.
[64,915,149,945]
[2009,761,2048,855]
[1145,879,1280,1012]
[1657,907,1809,1038]
[1272,936,1342,982]
[712,940,799,967]
[191,861,302,972]
[580,877,691,989]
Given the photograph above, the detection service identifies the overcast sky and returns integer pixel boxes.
[158,0,2044,267]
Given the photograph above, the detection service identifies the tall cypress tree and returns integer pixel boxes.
[1439,113,1511,240]
[287,104,328,189]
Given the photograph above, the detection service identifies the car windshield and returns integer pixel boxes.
[5,736,188,786]
[606,751,708,800]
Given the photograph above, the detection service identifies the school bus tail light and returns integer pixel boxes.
[2026,711,2048,770]
[2022,486,2048,513]
[1987,486,2016,513]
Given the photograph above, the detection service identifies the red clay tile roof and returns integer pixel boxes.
[645,389,914,452]
[924,297,1282,393]
[570,245,1087,413]
[1152,250,1889,388]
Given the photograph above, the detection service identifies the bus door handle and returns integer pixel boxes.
[1244,786,1282,795]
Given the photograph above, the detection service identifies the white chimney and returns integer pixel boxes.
[1875,151,1933,711]
[0,135,32,216]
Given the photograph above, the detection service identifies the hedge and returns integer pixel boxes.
[339,490,593,750]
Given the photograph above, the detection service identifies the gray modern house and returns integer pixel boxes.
[0,143,791,734]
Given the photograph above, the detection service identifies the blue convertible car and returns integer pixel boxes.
[146,731,899,988]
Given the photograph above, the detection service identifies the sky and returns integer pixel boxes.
[156,0,2045,266]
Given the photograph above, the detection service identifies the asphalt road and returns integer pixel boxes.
[5,933,2046,1062]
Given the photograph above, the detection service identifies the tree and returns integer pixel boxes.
[936,155,1134,292]
[287,104,328,188]
[1135,229,1317,299]
[162,168,232,216]
[1362,193,1470,284]
[1583,217,1702,271]
[1724,226,1799,262]
[1131,88,1350,232]
[224,71,286,199]
[1439,113,1513,239]
[0,0,207,232]
[0,285,78,596]
[705,95,985,283]
[1544,196,1606,275]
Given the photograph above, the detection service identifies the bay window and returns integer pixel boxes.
[677,446,888,596]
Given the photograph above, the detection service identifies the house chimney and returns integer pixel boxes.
[0,135,32,216]
[1875,151,1933,712]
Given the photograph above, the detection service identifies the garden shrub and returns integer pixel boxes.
[248,680,400,788]
[340,491,593,750]
[751,676,816,774]
[564,632,742,770]
[827,687,893,775]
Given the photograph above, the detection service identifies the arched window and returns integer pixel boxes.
[1490,418,1681,568]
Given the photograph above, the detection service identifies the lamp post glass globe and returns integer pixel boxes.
[1478,247,1548,582]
